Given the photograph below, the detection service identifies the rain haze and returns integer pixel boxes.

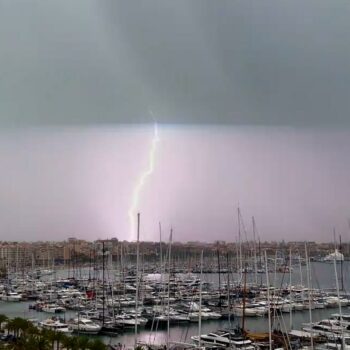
[0,1,349,242]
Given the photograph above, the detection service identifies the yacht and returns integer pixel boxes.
[114,314,148,328]
[40,318,72,333]
[302,320,348,339]
[324,249,344,262]
[42,303,66,313]
[331,314,350,326]
[78,309,100,320]
[191,330,256,349]
[68,318,102,335]
[232,305,266,317]
[318,338,350,350]
[155,312,189,323]
[0,291,22,302]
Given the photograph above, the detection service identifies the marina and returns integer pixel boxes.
[1,254,350,349]
[1,1,350,348]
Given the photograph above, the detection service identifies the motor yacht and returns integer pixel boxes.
[68,318,102,335]
[40,318,72,333]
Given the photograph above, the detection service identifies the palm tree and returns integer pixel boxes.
[6,318,19,337]
[9,334,37,350]
[35,334,51,350]
[77,336,90,350]
[41,329,56,349]
[28,323,40,335]
[6,317,32,339]
[0,314,8,333]
[7,340,23,350]
[54,331,66,350]
[17,318,32,337]
[5,319,51,350]
[16,334,50,350]
[61,335,79,350]
[88,338,107,350]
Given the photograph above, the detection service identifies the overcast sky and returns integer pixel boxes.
[0,1,349,242]
[1,0,350,126]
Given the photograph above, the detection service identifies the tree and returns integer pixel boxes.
[9,334,40,350]
[54,331,66,350]
[15,334,50,350]
[17,318,32,337]
[6,318,20,337]
[0,314,8,332]
[6,317,32,339]
[0,318,108,350]
[88,338,107,350]
[35,334,51,350]
[5,318,50,350]
[41,329,56,349]
[61,335,79,350]
[77,336,90,350]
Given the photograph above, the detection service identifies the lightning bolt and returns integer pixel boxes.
[128,122,159,240]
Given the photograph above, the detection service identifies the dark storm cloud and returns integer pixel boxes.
[1,0,350,126]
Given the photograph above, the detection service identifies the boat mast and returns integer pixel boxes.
[298,253,303,301]
[289,247,293,329]
[238,207,242,281]
[273,250,277,291]
[333,246,345,349]
[167,228,173,348]
[236,235,239,276]
[259,237,262,286]
[252,216,258,286]
[31,252,35,272]
[339,234,344,291]
[198,250,203,347]
[88,249,92,281]
[265,250,272,350]
[242,260,247,333]
[134,213,140,348]
[159,222,163,283]
[110,269,115,325]
[15,244,18,275]
[121,243,126,299]
[226,252,231,329]
[217,246,221,309]
[102,241,105,327]
[47,244,50,273]
[305,243,313,350]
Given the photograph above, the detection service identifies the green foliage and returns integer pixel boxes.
[0,316,109,350]
[0,314,8,331]
[87,338,107,350]
[9,334,50,350]
[77,336,91,350]
[61,334,79,350]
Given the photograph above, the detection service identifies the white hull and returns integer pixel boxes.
[70,326,101,335]
[1,295,21,302]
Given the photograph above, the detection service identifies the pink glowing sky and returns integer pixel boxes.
[0,125,349,243]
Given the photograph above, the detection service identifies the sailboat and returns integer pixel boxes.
[324,249,344,262]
